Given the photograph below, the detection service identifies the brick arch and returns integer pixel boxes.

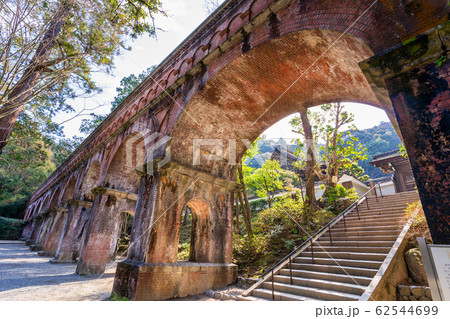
[183,197,214,262]
[79,160,101,200]
[102,132,146,193]
[169,28,381,178]
[61,177,77,204]
[47,187,62,211]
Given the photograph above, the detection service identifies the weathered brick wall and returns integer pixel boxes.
[24,0,447,209]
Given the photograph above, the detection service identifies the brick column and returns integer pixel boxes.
[52,201,91,263]
[112,161,237,300]
[76,188,137,275]
[41,208,69,256]
[31,215,54,251]
[361,23,450,244]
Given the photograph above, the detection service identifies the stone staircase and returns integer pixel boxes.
[238,190,420,301]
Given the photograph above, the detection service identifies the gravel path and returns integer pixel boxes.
[0,241,241,301]
[0,241,116,301]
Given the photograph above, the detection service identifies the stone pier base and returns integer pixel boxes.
[30,245,42,251]
[113,260,237,300]
[49,259,77,264]
[38,251,56,257]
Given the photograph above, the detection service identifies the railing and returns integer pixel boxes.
[254,182,383,300]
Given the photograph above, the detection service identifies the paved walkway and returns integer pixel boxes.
[0,241,239,301]
[0,241,117,301]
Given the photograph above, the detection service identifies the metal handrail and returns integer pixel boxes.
[260,182,383,279]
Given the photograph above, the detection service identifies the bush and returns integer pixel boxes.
[249,198,268,212]
[320,185,358,213]
[0,216,24,240]
[233,197,335,277]
[404,201,431,250]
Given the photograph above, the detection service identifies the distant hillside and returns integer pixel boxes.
[246,121,401,179]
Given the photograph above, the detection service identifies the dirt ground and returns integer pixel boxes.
[0,241,240,301]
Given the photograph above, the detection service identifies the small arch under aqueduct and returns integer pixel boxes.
[21,0,449,300]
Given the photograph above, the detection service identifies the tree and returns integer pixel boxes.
[80,66,156,135]
[290,103,367,200]
[0,0,165,154]
[245,159,284,209]
[290,108,319,216]
[236,138,260,236]
[313,103,367,194]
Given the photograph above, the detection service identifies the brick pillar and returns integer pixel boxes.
[112,162,237,300]
[112,173,161,298]
[41,209,68,256]
[361,23,450,244]
[53,202,90,262]
[76,189,135,275]
[27,219,42,245]
[32,213,55,251]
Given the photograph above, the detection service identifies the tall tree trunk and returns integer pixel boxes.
[234,193,240,235]
[237,189,252,236]
[237,164,252,232]
[0,1,72,154]
[300,108,319,218]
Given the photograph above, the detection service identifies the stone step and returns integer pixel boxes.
[310,246,391,254]
[316,235,399,242]
[326,229,400,237]
[293,257,383,269]
[335,216,405,225]
[333,220,403,228]
[291,263,378,277]
[300,251,388,262]
[273,275,366,295]
[252,288,319,301]
[343,213,405,222]
[355,207,408,214]
[330,225,403,232]
[279,268,373,286]
[261,281,360,301]
[314,240,395,247]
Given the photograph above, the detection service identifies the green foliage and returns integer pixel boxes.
[435,55,447,68]
[350,122,402,178]
[233,197,334,276]
[109,292,129,301]
[0,0,165,143]
[249,198,268,212]
[0,217,24,240]
[245,159,285,203]
[398,142,408,158]
[320,185,358,213]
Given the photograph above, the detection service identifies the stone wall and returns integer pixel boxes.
[397,285,432,301]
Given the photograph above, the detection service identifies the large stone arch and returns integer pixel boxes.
[169,29,385,179]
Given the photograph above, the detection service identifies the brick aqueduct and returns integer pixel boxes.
[21,0,449,300]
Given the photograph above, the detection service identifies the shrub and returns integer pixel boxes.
[0,216,24,240]
[404,200,431,250]
[233,197,335,277]
[320,185,358,213]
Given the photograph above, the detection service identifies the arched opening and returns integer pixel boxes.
[80,160,101,201]
[114,211,134,257]
[104,133,145,194]
[168,29,390,179]
[61,177,77,204]
[177,198,212,262]
[47,187,61,211]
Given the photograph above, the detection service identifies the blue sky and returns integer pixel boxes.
[55,0,390,140]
